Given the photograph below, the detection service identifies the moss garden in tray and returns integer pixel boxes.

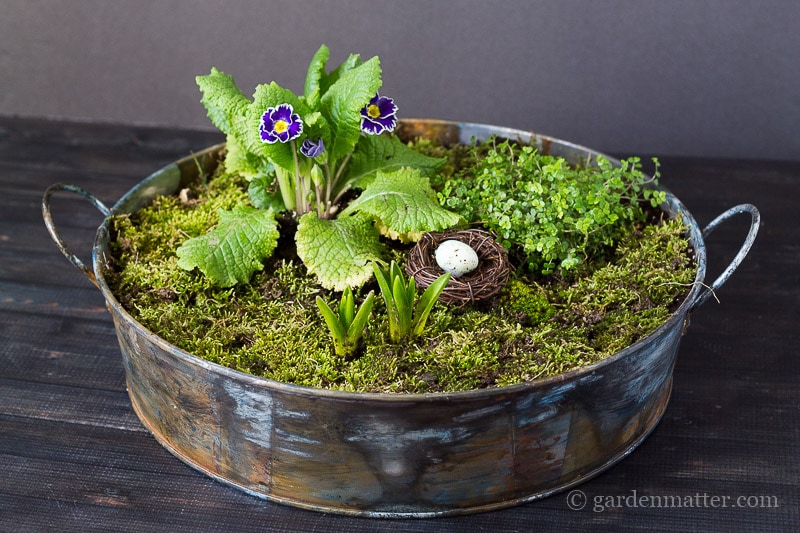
[105,45,695,393]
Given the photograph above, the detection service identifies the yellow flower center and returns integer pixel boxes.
[274,120,289,134]
[367,104,381,119]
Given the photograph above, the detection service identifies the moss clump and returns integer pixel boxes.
[554,220,695,354]
[499,279,556,327]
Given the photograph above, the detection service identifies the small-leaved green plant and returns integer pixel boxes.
[373,261,451,343]
[176,45,461,291]
[439,139,666,275]
[316,288,375,359]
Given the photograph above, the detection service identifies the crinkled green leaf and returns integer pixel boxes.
[225,136,273,180]
[320,53,363,95]
[340,168,462,240]
[196,68,250,135]
[299,110,332,154]
[344,134,446,191]
[296,212,384,291]
[320,56,382,162]
[304,45,365,110]
[176,205,279,287]
[247,174,285,212]
[304,45,330,108]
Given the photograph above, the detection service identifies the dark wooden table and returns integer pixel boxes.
[1,116,797,531]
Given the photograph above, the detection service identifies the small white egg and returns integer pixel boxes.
[434,240,479,277]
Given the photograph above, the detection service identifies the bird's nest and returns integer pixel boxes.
[406,229,511,306]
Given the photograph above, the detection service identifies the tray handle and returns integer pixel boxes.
[692,203,761,310]
[42,184,111,288]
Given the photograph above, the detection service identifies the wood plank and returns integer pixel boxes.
[0,117,223,177]
[0,312,124,390]
[1,453,791,533]
[0,280,108,319]
[0,378,139,430]
[0,415,170,472]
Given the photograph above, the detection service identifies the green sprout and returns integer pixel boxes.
[372,261,451,343]
[316,288,375,358]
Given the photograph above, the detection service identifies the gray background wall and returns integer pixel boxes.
[2,0,798,160]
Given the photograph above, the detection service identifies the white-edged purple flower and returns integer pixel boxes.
[259,104,303,143]
[300,137,325,158]
[360,94,397,135]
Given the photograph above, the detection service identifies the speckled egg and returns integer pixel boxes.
[434,240,480,277]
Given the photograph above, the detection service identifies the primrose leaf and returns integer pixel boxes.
[304,45,330,108]
[321,53,363,95]
[320,56,382,162]
[296,212,384,291]
[176,206,279,287]
[196,68,251,135]
[300,110,332,152]
[340,168,462,241]
[225,136,273,180]
[344,134,446,191]
[305,46,364,110]
[247,174,285,212]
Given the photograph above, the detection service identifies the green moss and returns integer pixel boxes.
[499,279,555,326]
[106,156,696,394]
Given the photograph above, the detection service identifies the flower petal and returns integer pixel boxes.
[360,118,386,135]
[260,104,303,143]
[374,95,398,118]
[271,104,295,123]
[286,118,303,139]
[360,94,398,135]
[301,138,325,158]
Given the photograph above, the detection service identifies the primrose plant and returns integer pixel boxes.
[177,45,462,291]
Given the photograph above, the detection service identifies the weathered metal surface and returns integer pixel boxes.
[42,120,760,517]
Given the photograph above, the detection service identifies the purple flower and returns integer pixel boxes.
[259,104,303,143]
[300,137,325,158]
[360,94,397,135]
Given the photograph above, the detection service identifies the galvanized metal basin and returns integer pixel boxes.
[42,120,760,517]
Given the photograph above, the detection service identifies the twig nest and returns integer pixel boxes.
[406,229,511,306]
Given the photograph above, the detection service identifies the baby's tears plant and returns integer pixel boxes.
[439,140,666,275]
[177,45,461,290]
